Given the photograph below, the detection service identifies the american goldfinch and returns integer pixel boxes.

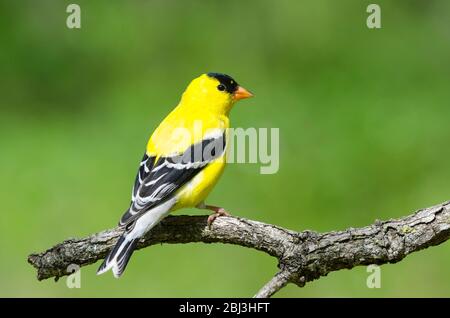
[97,73,253,277]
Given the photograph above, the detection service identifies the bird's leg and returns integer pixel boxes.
[196,203,231,227]
[205,205,230,227]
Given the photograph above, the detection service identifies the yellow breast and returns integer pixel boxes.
[172,158,226,210]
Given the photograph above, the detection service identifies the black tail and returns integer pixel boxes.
[97,234,139,278]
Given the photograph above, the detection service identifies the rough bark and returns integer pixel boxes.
[28,201,450,297]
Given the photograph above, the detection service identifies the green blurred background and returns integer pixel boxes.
[1,0,449,297]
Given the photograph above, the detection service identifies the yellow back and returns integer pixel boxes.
[147,74,233,157]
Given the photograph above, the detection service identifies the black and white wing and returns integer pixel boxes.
[119,132,226,226]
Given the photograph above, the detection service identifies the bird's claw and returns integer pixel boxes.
[207,208,230,228]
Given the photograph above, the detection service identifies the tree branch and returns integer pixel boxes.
[28,201,450,297]
[254,271,291,298]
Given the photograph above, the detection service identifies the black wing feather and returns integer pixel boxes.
[119,133,226,226]
[130,153,155,203]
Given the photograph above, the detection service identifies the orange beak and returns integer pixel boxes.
[233,86,254,101]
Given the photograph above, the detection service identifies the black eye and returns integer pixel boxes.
[217,84,226,91]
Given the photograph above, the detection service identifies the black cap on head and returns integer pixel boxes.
[207,72,239,94]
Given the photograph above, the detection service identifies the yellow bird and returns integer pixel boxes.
[97,73,253,277]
